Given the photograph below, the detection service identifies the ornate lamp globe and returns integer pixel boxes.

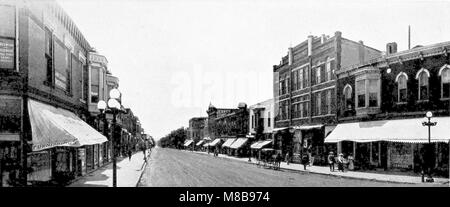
[108,98,120,109]
[426,111,433,118]
[109,88,121,99]
[97,100,107,111]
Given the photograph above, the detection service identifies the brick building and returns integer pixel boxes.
[188,117,208,142]
[327,41,450,176]
[207,103,250,156]
[0,0,112,186]
[273,31,381,164]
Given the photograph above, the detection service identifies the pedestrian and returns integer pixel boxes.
[301,153,309,170]
[347,153,354,171]
[128,149,132,161]
[285,152,290,165]
[328,152,335,172]
[275,153,282,170]
[337,153,345,172]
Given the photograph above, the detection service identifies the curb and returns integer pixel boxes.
[190,150,447,186]
[136,150,152,187]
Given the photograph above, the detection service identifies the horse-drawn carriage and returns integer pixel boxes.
[256,148,280,170]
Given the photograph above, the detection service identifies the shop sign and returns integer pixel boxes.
[389,143,413,169]
[0,38,14,70]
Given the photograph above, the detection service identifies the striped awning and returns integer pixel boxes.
[250,140,272,149]
[230,138,248,149]
[184,140,194,146]
[196,140,204,146]
[222,138,236,148]
[209,139,222,147]
[325,117,450,143]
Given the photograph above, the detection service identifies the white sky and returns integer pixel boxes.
[56,0,450,140]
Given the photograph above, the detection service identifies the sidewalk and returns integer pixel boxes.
[68,150,150,187]
[189,150,449,186]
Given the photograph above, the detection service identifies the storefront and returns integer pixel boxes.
[27,99,108,183]
[221,138,236,155]
[325,117,450,176]
[229,138,249,157]
[272,127,291,156]
[250,140,272,159]
[0,96,21,187]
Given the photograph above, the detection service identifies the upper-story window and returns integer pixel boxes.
[439,65,450,99]
[416,68,430,101]
[45,27,53,85]
[267,112,271,127]
[292,70,298,91]
[343,84,353,110]
[356,80,366,108]
[298,68,304,90]
[326,57,332,81]
[395,72,408,103]
[368,79,378,107]
[315,92,322,115]
[91,67,99,103]
[316,66,321,85]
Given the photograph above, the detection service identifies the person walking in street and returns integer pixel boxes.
[328,152,335,172]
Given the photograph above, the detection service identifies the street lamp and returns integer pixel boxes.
[97,88,125,187]
[422,111,437,183]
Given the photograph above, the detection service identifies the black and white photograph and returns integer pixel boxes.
[0,0,449,194]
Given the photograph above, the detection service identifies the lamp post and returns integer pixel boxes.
[97,88,124,187]
[422,111,437,182]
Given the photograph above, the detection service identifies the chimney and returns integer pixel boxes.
[386,42,398,55]
[288,47,293,65]
[321,34,326,44]
[358,40,365,64]
[307,35,313,56]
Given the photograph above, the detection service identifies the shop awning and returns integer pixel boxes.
[293,124,323,130]
[230,138,248,149]
[324,117,450,143]
[273,127,289,132]
[184,140,193,146]
[250,141,264,149]
[196,140,204,146]
[209,139,221,147]
[250,140,272,149]
[28,99,108,152]
[222,138,236,148]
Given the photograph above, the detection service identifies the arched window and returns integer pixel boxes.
[439,65,450,99]
[395,72,408,102]
[416,68,430,100]
[343,84,353,110]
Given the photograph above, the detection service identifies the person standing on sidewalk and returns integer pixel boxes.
[128,149,132,161]
[301,153,309,170]
[347,153,354,171]
[328,152,335,172]
[337,153,345,172]
[285,152,290,165]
